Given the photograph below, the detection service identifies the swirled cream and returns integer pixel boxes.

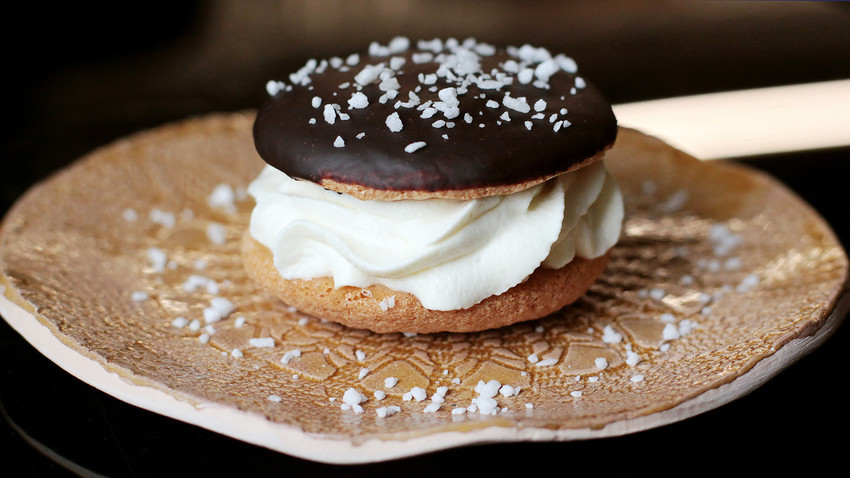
[247,160,623,311]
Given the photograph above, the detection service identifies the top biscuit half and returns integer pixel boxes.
[253,37,617,201]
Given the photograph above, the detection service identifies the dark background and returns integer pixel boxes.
[2,1,849,476]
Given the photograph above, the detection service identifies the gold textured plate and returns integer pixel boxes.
[0,114,847,464]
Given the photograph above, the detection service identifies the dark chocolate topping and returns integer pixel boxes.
[254,39,617,193]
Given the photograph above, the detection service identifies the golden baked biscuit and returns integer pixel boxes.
[242,233,610,333]
[244,38,621,333]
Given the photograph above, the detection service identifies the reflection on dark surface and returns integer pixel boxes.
[2,1,849,476]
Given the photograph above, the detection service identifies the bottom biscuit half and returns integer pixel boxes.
[241,232,609,333]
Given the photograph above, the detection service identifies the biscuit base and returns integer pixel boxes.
[241,232,609,333]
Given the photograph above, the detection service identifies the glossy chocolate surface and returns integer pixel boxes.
[253,42,617,192]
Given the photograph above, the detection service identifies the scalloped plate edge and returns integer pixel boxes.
[2,282,847,464]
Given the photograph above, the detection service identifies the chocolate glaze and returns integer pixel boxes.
[254,45,617,193]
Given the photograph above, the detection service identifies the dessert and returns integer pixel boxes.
[243,37,624,333]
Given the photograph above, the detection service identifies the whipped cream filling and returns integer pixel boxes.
[247,161,623,311]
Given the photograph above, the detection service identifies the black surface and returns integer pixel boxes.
[2,2,849,477]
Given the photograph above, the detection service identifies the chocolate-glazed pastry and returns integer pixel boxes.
[244,38,624,333]
[253,38,617,200]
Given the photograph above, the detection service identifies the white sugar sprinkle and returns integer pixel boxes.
[206,222,226,245]
[384,377,399,388]
[412,52,434,64]
[146,247,168,273]
[533,99,547,112]
[378,295,396,311]
[662,323,681,341]
[281,349,301,364]
[122,208,138,222]
[311,96,322,108]
[404,141,426,153]
[419,73,438,85]
[475,380,501,398]
[333,136,345,148]
[385,112,403,132]
[536,358,558,367]
[203,307,222,324]
[322,104,336,124]
[503,95,530,113]
[737,274,760,293]
[171,317,188,328]
[403,387,427,402]
[347,91,369,109]
[249,337,275,348]
[182,275,218,294]
[477,79,504,90]
[594,357,608,370]
[679,319,699,336]
[354,63,385,86]
[131,291,148,302]
[376,406,401,418]
[601,325,623,344]
[265,80,286,96]
[343,388,366,407]
[231,348,243,358]
[208,183,236,212]
[555,54,578,73]
[268,395,282,402]
[534,59,559,81]
[390,56,406,70]
[499,385,519,397]
[210,297,234,316]
[149,209,175,228]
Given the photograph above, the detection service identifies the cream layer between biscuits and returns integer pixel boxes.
[247,160,623,311]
